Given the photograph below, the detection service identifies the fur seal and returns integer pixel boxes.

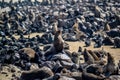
[44,30,64,58]
[114,37,120,48]
[104,53,119,76]
[104,22,111,31]
[21,66,54,80]
[52,22,58,35]
[88,50,100,61]
[72,20,80,33]
[53,30,64,52]
[83,49,94,64]
[71,52,81,65]
[19,48,36,60]
[103,37,114,45]
[82,71,105,80]
[72,19,86,40]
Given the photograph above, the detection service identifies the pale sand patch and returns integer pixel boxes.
[67,41,120,63]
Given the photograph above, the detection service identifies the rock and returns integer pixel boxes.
[60,61,74,69]
[50,53,72,63]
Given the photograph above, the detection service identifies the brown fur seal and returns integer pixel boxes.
[83,49,94,64]
[21,66,53,80]
[52,22,58,35]
[94,6,102,18]
[88,50,100,61]
[44,30,64,57]
[114,37,120,48]
[104,53,118,75]
[72,20,86,40]
[53,30,64,52]
[19,48,36,59]
[61,69,82,80]
[72,20,80,32]
[82,71,105,80]
[71,52,81,65]
[104,22,111,31]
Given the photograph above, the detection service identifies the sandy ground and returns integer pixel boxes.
[67,41,120,63]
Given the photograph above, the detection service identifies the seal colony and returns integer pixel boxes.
[0,0,120,80]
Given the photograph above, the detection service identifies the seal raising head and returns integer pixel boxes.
[53,30,64,52]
